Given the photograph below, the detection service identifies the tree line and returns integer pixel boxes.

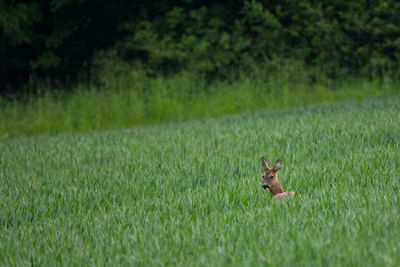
[1,0,400,93]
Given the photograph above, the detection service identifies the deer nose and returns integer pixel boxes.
[263,184,268,189]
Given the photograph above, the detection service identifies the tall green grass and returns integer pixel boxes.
[1,63,399,139]
[1,96,399,266]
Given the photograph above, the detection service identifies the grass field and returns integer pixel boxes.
[1,69,399,139]
[1,95,399,266]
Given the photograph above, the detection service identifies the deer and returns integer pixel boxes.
[261,157,295,200]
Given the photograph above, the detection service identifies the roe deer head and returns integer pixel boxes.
[261,157,295,200]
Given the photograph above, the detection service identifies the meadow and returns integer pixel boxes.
[1,66,399,139]
[1,95,399,266]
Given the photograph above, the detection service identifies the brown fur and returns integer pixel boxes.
[267,178,286,195]
[261,157,295,200]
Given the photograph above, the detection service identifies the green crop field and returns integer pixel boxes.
[1,95,399,266]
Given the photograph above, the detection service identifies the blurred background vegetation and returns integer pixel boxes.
[1,0,400,138]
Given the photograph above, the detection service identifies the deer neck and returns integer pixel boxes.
[268,178,286,196]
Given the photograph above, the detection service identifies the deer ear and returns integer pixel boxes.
[261,157,269,170]
[272,159,282,171]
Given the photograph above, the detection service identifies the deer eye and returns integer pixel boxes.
[269,176,274,179]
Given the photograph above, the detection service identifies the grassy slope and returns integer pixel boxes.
[1,74,399,139]
[1,95,399,266]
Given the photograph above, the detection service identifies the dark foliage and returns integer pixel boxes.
[1,0,400,93]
